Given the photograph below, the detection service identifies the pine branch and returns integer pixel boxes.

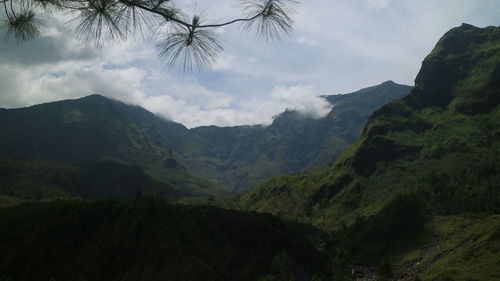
[0,0,298,70]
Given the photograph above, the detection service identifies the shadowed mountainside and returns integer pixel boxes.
[0,199,331,281]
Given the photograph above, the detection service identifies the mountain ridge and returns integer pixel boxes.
[183,81,411,191]
[0,81,411,195]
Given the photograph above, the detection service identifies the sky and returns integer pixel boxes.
[0,0,499,128]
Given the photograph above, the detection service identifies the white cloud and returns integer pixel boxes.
[270,85,332,119]
[0,53,333,127]
[137,83,332,127]
[140,94,273,127]
[0,62,144,107]
[0,23,333,128]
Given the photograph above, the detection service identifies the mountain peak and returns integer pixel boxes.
[459,22,478,29]
[79,94,108,100]
[76,94,119,105]
[410,24,500,111]
[380,80,396,86]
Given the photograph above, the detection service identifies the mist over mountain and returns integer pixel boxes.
[180,81,411,191]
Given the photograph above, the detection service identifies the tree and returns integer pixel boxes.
[0,0,297,70]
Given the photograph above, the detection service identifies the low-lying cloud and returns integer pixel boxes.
[0,59,332,127]
[270,85,332,119]
[0,20,333,128]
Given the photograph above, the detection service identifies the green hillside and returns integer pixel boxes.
[0,95,218,197]
[240,24,500,280]
[0,199,330,281]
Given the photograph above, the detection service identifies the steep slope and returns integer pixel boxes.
[0,199,330,281]
[179,81,411,191]
[241,24,500,280]
[0,95,218,197]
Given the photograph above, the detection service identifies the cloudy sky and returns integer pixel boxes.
[0,0,499,127]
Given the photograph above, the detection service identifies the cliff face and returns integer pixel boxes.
[409,23,500,112]
[347,23,500,176]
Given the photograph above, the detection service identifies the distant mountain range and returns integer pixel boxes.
[0,81,410,197]
[184,81,411,191]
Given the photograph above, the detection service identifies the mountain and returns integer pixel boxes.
[0,95,218,197]
[0,81,411,199]
[240,24,500,280]
[0,199,330,281]
[175,81,411,191]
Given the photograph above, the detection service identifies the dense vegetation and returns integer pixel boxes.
[0,199,331,281]
[240,24,500,280]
